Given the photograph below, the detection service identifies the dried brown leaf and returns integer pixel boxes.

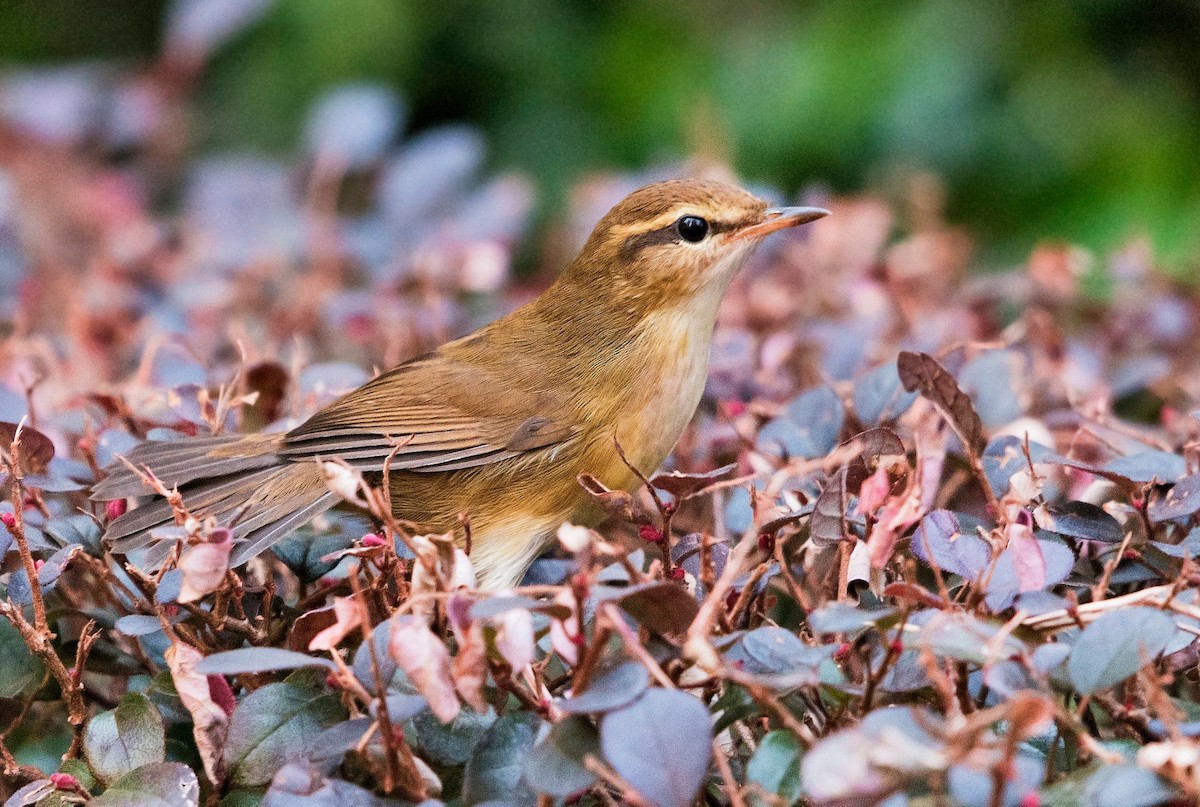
[897,351,985,456]
[810,467,849,549]
[843,426,907,490]
[649,463,738,500]
[0,421,55,474]
[166,642,228,785]
[288,606,338,653]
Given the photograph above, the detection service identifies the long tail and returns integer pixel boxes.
[92,433,337,566]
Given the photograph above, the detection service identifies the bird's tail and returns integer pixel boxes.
[92,433,337,566]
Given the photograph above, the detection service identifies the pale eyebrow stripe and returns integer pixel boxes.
[610,210,690,236]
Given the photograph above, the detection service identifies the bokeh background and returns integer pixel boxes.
[2,1,1200,788]
[3,0,1200,267]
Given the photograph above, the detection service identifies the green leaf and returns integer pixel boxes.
[263,762,400,804]
[45,514,102,554]
[524,715,600,799]
[747,730,802,806]
[89,762,200,807]
[711,684,758,735]
[600,689,712,807]
[411,706,495,766]
[4,781,63,807]
[1036,501,1125,543]
[218,789,266,807]
[84,692,166,784]
[271,514,364,583]
[1067,607,1176,694]
[143,672,190,725]
[224,669,347,787]
[0,618,45,698]
[115,615,168,637]
[469,594,571,621]
[461,710,541,805]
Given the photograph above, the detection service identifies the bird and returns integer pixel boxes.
[92,178,827,588]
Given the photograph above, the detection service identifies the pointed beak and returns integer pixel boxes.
[732,205,829,241]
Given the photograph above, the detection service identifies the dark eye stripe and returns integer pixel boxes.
[618,219,737,259]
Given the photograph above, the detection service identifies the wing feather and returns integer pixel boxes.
[281,352,578,473]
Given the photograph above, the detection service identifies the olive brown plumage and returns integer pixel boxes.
[92,179,827,587]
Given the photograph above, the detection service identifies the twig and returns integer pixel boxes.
[348,569,426,800]
[772,539,813,611]
[613,436,677,578]
[0,421,91,758]
[0,601,89,758]
[583,753,652,806]
[712,738,749,807]
[5,423,48,632]
[1022,583,1193,632]
[601,603,674,689]
[727,562,772,627]
[721,667,818,747]
[860,608,910,714]
[1091,691,1156,743]
[684,514,761,670]
[1092,529,1133,602]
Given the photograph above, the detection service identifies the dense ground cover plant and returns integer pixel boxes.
[3,13,1200,807]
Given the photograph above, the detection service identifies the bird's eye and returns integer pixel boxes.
[676,215,709,243]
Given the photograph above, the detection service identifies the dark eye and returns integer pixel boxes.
[676,215,709,243]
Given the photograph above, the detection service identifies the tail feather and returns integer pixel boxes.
[90,434,283,501]
[96,434,336,564]
[104,465,284,549]
[231,491,338,566]
[227,462,330,540]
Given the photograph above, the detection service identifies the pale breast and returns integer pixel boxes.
[615,302,716,474]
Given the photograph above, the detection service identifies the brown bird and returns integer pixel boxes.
[93,179,827,588]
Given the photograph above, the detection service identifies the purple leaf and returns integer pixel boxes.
[600,689,712,807]
[196,647,336,675]
[911,510,991,578]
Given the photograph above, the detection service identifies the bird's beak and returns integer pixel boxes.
[732,206,829,241]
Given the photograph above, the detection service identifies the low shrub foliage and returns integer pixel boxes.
[2,37,1200,807]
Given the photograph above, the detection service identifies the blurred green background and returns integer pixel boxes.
[2,0,1199,264]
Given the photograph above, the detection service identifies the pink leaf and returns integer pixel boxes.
[307,597,363,651]
[388,615,459,723]
[856,465,891,516]
[1006,521,1045,593]
[446,592,487,712]
[548,588,581,666]
[493,603,535,671]
[452,623,488,713]
[178,532,232,603]
[868,427,942,568]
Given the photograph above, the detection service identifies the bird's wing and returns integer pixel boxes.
[281,350,579,473]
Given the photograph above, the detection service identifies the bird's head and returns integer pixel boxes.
[562,178,828,313]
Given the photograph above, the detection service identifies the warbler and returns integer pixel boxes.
[93,179,827,588]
